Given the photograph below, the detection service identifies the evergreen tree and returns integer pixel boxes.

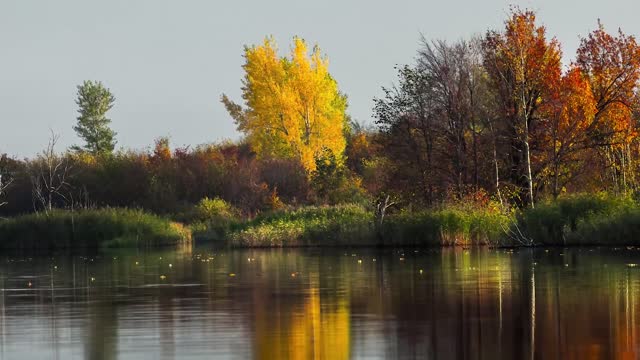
[73,80,117,155]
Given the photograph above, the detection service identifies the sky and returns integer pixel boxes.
[1,0,640,157]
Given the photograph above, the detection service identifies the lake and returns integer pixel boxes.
[0,246,639,359]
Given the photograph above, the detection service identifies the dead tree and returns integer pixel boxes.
[29,131,72,214]
[374,195,398,245]
[0,173,12,208]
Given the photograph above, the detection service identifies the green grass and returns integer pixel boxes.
[4,193,640,250]
[564,207,640,245]
[0,208,192,250]
[226,194,640,248]
[518,193,637,245]
[228,204,374,247]
[226,203,510,247]
[382,207,511,246]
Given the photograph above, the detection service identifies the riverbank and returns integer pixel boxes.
[223,194,640,247]
[224,204,509,247]
[0,208,191,250]
[1,194,639,249]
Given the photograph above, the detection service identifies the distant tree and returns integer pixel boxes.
[73,80,117,155]
[222,37,348,172]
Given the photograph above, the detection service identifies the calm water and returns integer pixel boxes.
[0,246,639,359]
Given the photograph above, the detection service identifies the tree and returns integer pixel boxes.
[222,37,348,172]
[311,147,346,201]
[539,67,597,198]
[374,64,438,204]
[576,21,640,192]
[0,154,13,209]
[482,8,562,207]
[374,38,490,204]
[73,80,117,155]
[29,131,72,213]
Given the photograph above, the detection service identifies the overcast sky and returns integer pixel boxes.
[1,0,639,157]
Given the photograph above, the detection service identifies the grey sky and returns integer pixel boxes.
[1,0,639,157]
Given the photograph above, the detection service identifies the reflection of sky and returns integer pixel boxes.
[0,248,638,359]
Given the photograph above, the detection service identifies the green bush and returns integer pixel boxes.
[180,197,241,243]
[0,208,192,250]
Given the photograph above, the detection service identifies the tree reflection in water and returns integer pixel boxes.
[0,247,638,359]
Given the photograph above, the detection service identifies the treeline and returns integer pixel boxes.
[2,8,640,220]
[0,139,307,216]
[0,132,371,217]
[374,9,640,208]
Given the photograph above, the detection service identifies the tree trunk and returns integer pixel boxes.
[524,132,535,209]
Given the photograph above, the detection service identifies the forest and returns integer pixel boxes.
[2,8,640,249]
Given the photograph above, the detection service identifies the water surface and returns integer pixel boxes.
[0,246,639,359]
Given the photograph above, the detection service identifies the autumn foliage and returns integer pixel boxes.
[222,37,348,172]
[374,8,640,207]
[3,8,640,219]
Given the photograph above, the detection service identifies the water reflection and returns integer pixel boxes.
[0,247,639,359]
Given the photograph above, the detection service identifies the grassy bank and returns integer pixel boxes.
[226,203,509,247]
[381,207,510,246]
[519,194,640,246]
[228,204,374,247]
[0,208,192,250]
[224,194,640,248]
[3,193,640,250]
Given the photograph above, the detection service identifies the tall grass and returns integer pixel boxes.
[0,208,192,250]
[227,194,640,248]
[382,207,510,246]
[227,203,510,247]
[565,207,640,245]
[228,204,374,247]
[518,193,636,245]
[4,193,637,250]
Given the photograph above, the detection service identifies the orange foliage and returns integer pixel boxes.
[576,21,640,145]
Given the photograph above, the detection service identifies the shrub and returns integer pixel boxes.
[177,197,241,243]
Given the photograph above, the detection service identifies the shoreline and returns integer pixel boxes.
[2,194,640,251]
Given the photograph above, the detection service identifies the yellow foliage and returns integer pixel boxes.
[227,36,347,172]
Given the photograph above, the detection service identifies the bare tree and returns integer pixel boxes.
[0,154,14,210]
[374,194,398,245]
[29,131,72,213]
[0,174,12,209]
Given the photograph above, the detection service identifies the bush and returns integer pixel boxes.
[0,208,192,250]
[311,148,371,206]
[184,197,241,243]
